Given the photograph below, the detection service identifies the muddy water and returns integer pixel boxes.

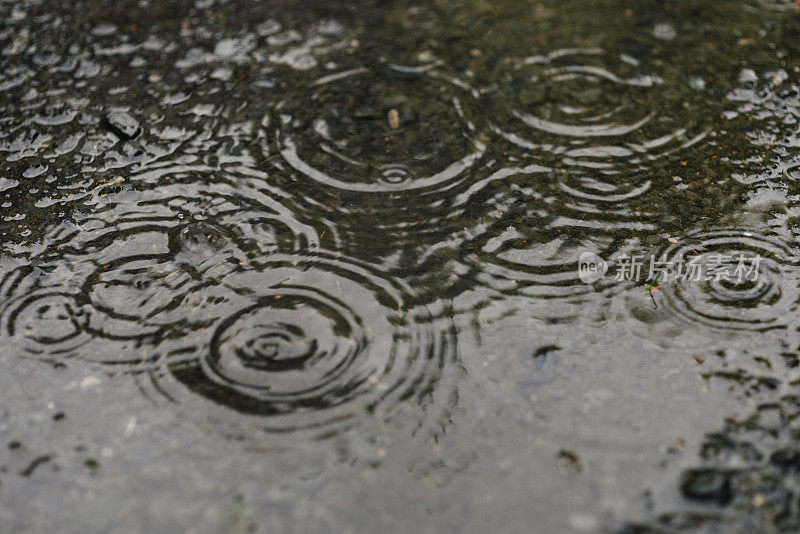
[2,0,800,532]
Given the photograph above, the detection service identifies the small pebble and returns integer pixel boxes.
[680,469,733,505]
[387,109,400,129]
[104,111,142,139]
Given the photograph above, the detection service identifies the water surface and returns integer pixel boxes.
[2,0,800,532]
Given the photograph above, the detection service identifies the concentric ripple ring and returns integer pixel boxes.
[654,227,800,331]
[144,252,458,438]
[269,62,487,194]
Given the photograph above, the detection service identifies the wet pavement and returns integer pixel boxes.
[2,0,800,532]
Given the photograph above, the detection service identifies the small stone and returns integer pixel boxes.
[84,459,99,469]
[387,109,400,129]
[104,111,142,140]
[680,469,733,505]
[557,449,582,472]
[769,448,800,472]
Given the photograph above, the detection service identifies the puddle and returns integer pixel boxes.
[2,0,800,532]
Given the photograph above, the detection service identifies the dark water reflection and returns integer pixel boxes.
[2,0,800,531]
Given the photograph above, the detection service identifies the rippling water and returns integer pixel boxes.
[3,0,800,532]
